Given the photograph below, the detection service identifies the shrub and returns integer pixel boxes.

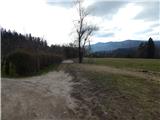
[6,51,36,76]
[5,51,63,76]
[37,53,63,69]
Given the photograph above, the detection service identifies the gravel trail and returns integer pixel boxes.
[2,71,77,120]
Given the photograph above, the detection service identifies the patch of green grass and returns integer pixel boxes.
[73,64,160,120]
[88,73,159,120]
[84,58,160,72]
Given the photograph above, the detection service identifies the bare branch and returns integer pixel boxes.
[72,0,98,63]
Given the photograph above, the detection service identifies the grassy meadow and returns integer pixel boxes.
[63,58,160,120]
[84,58,160,72]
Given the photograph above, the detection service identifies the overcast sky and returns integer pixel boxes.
[0,0,159,45]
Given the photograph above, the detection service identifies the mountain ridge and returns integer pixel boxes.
[91,40,160,52]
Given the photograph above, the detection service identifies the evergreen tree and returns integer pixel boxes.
[138,37,155,58]
[147,37,155,58]
[138,42,147,58]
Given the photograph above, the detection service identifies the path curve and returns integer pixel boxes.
[62,60,74,64]
[2,71,77,120]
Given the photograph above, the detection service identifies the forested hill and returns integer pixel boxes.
[1,28,48,56]
[91,39,160,58]
[91,40,160,52]
[1,28,79,76]
[1,28,78,59]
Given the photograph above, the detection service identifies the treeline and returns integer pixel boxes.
[1,28,78,76]
[138,38,158,58]
[1,28,78,59]
[90,38,160,58]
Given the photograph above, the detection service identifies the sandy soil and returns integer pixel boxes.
[1,71,77,120]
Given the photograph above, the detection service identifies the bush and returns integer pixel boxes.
[6,51,36,76]
[38,53,63,69]
[5,51,63,76]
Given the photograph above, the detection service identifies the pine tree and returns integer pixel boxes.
[147,37,155,58]
[138,42,147,58]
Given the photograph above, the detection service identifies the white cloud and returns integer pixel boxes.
[89,2,159,43]
[0,0,75,45]
[0,0,159,45]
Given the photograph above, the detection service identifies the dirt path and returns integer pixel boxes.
[79,64,160,81]
[2,62,159,120]
[62,60,74,64]
[1,71,77,120]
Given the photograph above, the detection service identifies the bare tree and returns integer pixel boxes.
[73,0,98,63]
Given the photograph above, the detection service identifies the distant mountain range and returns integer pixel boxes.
[91,40,160,52]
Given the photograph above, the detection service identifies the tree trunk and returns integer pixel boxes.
[79,51,83,63]
[78,40,82,63]
[5,59,9,75]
